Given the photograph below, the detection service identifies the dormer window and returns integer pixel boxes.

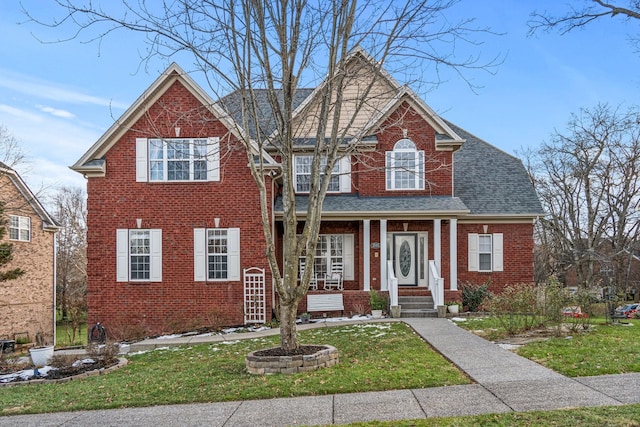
[386,139,424,190]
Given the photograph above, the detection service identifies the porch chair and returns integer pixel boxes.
[299,260,318,290]
[324,262,343,291]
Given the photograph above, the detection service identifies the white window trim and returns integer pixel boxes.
[297,234,354,281]
[9,215,30,242]
[386,139,425,191]
[194,228,240,282]
[468,233,503,272]
[136,137,220,183]
[293,155,351,194]
[116,229,162,282]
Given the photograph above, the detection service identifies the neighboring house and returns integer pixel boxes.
[0,163,59,346]
[72,51,543,337]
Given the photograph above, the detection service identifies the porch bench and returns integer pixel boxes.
[307,293,344,315]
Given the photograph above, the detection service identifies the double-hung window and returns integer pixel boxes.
[386,139,425,190]
[298,234,354,280]
[194,228,240,281]
[116,229,162,282]
[136,137,220,182]
[468,233,503,272]
[9,215,30,241]
[294,155,351,193]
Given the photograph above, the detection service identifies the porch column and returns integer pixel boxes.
[434,218,442,274]
[450,218,458,291]
[363,219,371,291]
[380,219,387,290]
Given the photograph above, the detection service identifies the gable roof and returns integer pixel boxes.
[0,162,60,230]
[71,63,276,176]
[290,48,465,149]
[449,121,545,217]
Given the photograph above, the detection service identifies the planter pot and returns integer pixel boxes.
[437,305,446,318]
[29,345,54,367]
[448,305,459,315]
[390,305,401,318]
[371,309,383,319]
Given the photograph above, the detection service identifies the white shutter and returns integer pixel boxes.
[227,228,241,281]
[116,229,129,282]
[194,228,207,281]
[492,233,504,272]
[150,229,162,281]
[468,233,478,272]
[417,151,425,189]
[385,151,393,189]
[136,138,148,182]
[343,234,354,280]
[208,137,220,181]
[339,155,351,193]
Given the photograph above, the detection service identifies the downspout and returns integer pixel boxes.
[52,228,57,347]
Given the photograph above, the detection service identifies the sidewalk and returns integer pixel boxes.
[2,318,639,426]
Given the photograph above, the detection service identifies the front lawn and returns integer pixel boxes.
[0,322,469,416]
[457,316,640,377]
[341,404,640,427]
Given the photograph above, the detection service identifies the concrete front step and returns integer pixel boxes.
[399,309,439,318]
[397,296,436,318]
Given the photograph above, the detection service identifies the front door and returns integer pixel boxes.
[394,234,418,286]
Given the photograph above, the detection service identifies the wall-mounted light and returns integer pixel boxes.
[175,127,181,137]
[214,217,220,228]
[136,218,142,229]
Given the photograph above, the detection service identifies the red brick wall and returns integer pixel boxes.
[354,102,453,197]
[86,81,273,338]
[457,222,536,293]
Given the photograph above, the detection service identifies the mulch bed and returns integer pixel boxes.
[1,358,120,384]
[253,345,327,357]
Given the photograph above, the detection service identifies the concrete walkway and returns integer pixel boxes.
[2,318,639,426]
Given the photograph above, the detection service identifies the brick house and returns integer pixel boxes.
[72,53,543,337]
[0,163,59,346]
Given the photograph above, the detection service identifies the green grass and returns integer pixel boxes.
[55,322,87,347]
[517,320,640,377]
[457,316,640,377]
[0,322,469,416]
[339,404,640,426]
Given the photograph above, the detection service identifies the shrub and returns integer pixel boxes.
[485,283,545,335]
[461,281,490,312]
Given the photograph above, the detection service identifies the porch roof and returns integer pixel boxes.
[274,195,469,219]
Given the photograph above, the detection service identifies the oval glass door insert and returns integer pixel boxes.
[399,240,412,277]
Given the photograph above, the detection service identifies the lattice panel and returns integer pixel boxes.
[243,267,266,324]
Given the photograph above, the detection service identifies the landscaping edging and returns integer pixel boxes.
[245,345,339,374]
[0,357,128,387]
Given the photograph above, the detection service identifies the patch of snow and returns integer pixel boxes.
[72,358,96,367]
[451,317,467,322]
[496,343,521,350]
[156,334,183,340]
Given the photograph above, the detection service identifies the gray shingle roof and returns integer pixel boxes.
[274,195,469,218]
[219,88,315,139]
[448,121,544,216]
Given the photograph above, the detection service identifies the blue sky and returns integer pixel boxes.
[1,1,639,202]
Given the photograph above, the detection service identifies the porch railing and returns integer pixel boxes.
[386,260,398,307]
[428,260,445,307]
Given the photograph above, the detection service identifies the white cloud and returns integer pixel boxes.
[0,68,129,110]
[37,105,76,119]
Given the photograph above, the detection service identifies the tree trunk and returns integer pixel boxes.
[278,297,300,351]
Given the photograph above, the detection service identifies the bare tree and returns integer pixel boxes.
[0,125,26,170]
[528,104,640,296]
[53,186,87,323]
[27,0,499,351]
[529,1,640,50]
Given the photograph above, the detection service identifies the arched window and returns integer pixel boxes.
[385,139,424,190]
